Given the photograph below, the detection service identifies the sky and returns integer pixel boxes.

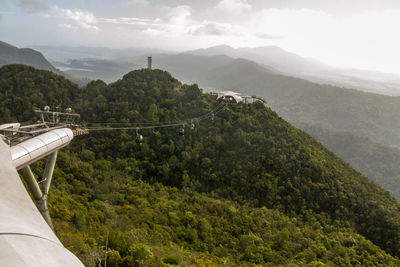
[2,0,400,73]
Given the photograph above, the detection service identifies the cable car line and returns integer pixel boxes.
[86,102,226,127]
[86,102,227,132]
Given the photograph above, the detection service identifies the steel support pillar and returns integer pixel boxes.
[40,151,57,197]
[21,151,58,230]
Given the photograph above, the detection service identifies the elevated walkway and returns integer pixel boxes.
[0,139,83,266]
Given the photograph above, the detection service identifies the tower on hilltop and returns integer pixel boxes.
[147,56,152,70]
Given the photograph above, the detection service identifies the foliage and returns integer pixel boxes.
[299,123,400,201]
[161,54,400,151]
[0,64,80,123]
[2,64,400,266]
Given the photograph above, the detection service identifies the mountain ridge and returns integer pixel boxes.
[186,44,400,95]
[0,41,57,72]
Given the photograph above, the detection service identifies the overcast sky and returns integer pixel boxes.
[2,0,400,73]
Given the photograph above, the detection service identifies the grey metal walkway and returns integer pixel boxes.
[0,139,83,266]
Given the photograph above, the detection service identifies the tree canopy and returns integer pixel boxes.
[1,64,400,266]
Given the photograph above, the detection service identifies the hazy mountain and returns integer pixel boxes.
[35,43,400,95]
[52,58,139,83]
[0,40,91,86]
[0,41,57,72]
[32,45,175,62]
[50,54,241,84]
[187,45,400,96]
[302,68,400,96]
[29,45,175,83]
[186,44,328,74]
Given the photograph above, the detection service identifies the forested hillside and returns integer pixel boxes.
[301,123,400,201]
[0,41,57,72]
[2,64,400,266]
[35,52,400,203]
[0,64,80,123]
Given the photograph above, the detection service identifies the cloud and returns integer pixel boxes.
[18,0,49,13]
[98,5,193,36]
[126,0,148,5]
[167,5,191,28]
[139,5,192,36]
[142,28,165,36]
[190,22,231,36]
[53,6,99,31]
[216,0,251,15]
[96,4,247,41]
[54,6,96,24]
[98,17,161,28]
[250,0,400,17]
[59,23,79,31]
[256,33,281,39]
[248,8,335,39]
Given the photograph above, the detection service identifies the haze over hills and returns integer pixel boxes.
[0,41,90,86]
[27,45,174,83]
[186,44,328,74]
[52,58,139,83]
[32,45,175,63]
[187,45,400,96]
[32,43,400,95]
[2,64,400,265]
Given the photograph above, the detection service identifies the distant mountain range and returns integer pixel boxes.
[186,45,400,96]
[0,41,89,86]
[186,44,327,74]
[51,58,139,83]
[32,45,174,62]
[32,43,400,96]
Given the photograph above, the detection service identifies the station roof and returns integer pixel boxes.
[216,91,250,103]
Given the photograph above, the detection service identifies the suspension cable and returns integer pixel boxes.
[86,102,228,132]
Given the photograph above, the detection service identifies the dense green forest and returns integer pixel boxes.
[137,54,400,150]
[300,123,400,201]
[2,64,400,266]
[25,51,400,206]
